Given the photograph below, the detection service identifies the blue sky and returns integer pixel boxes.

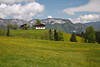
[0,0,100,23]
[35,0,100,23]
[36,0,89,19]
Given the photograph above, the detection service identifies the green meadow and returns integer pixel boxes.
[10,30,82,42]
[0,30,100,67]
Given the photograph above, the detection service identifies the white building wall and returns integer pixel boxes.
[36,27,45,29]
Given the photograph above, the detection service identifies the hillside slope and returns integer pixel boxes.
[0,37,100,67]
[8,30,82,42]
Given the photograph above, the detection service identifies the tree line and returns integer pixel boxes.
[76,26,100,44]
[0,22,100,44]
[48,26,100,43]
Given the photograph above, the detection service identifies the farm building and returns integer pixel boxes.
[34,24,46,29]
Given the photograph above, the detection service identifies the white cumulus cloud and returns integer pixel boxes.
[70,14,100,23]
[48,16,53,18]
[0,1,44,20]
[0,0,35,4]
[80,14,100,21]
[63,0,100,15]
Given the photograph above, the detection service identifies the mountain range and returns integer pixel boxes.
[0,18,100,33]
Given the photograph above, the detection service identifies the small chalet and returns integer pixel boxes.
[20,24,27,30]
[34,24,46,29]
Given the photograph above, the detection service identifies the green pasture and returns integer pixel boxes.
[0,36,100,67]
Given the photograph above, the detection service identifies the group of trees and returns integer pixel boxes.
[70,26,100,43]
[84,26,96,43]
[48,29,64,41]
[76,26,100,44]
[95,31,100,43]
[84,26,100,44]
[48,29,78,42]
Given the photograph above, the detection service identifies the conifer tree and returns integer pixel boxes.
[6,25,10,36]
[49,29,53,40]
[54,29,58,41]
[70,32,77,42]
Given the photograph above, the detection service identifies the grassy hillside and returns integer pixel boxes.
[0,36,100,67]
[9,29,82,42]
[10,30,49,40]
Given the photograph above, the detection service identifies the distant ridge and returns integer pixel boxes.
[0,18,100,33]
[85,21,100,31]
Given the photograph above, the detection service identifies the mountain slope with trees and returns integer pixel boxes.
[0,18,100,33]
[85,21,100,31]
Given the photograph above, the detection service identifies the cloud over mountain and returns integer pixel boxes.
[70,14,100,23]
[63,0,100,15]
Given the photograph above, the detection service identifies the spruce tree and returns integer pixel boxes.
[70,32,77,42]
[81,32,85,42]
[6,25,10,36]
[54,29,58,41]
[49,29,53,40]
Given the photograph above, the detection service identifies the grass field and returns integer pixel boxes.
[0,30,100,67]
[9,29,83,42]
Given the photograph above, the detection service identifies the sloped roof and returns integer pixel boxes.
[34,24,45,27]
